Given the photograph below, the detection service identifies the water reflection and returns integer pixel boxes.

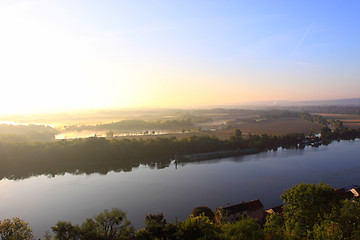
[0,140,360,238]
[0,140,356,181]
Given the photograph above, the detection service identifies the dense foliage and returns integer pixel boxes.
[264,184,360,240]
[51,208,134,240]
[0,123,359,180]
[0,129,313,180]
[0,217,33,240]
[5,183,360,240]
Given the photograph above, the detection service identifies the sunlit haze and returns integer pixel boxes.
[0,0,359,114]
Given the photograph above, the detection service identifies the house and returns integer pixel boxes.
[350,187,360,198]
[343,185,360,191]
[266,205,283,216]
[217,199,265,223]
[335,188,354,199]
[243,199,265,222]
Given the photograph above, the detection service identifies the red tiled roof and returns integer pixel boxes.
[223,203,247,215]
[335,188,347,196]
[243,199,263,211]
[222,199,264,215]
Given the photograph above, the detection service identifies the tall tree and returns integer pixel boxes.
[93,208,134,240]
[176,214,219,240]
[192,206,215,221]
[220,218,264,240]
[281,183,340,238]
[0,217,33,240]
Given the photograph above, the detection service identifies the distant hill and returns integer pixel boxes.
[238,98,360,107]
[295,98,360,106]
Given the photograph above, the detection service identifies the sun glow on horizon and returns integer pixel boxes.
[0,1,359,115]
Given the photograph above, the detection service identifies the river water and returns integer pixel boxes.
[0,139,360,238]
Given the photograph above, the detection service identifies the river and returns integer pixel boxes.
[0,139,360,238]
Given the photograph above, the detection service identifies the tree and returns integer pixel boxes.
[52,209,134,240]
[134,228,152,240]
[106,131,114,138]
[43,231,53,240]
[313,220,343,240]
[234,129,242,137]
[264,213,285,240]
[93,208,134,240]
[176,214,219,240]
[229,129,244,149]
[192,206,215,222]
[144,213,167,239]
[80,218,98,240]
[0,217,33,240]
[321,126,332,139]
[336,199,360,239]
[281,183,340,238]
[220,218,264,240]
[52,221,81,240]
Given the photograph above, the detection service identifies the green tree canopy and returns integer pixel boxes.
[144,213,167,239]
[281,183,340,238]
[0,217,33,240]
[192,206,215,222]
[52,208,134,240]
[176,214,219,240]
[264,213,285,240]
[220,218,264,240]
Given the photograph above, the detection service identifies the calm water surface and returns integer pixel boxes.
[1,139,360,237]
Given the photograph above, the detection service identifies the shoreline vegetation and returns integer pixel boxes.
[3,183,360,240]
[0,114,359,180]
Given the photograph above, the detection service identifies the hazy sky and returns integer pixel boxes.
[0,0,359,113]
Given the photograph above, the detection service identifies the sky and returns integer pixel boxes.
[0,0,359,114]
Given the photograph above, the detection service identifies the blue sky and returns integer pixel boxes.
[0,0,359,113]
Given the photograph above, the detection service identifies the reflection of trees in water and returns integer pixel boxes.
[0,136,223,180]
[1,129,359,180]
[0,134,221,179]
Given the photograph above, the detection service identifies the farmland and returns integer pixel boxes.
[314,113,360,128]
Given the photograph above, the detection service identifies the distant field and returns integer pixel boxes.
[1,109,341,142]
[230,118,322,135]
[114,130,235,141]
[112,118,322,141]
[314,113,360,128]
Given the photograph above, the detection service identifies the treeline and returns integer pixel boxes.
[3,183,360,240]
[1,127,360,180]
[0,130,310,180]
[300,112,360,141]
[299,105,360,115]
[260,110,302,119]
[0,124,57,142]
[300,112,328,126]
[64,115,212,132]
[321,125,360,142]
[259,110,331,127]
